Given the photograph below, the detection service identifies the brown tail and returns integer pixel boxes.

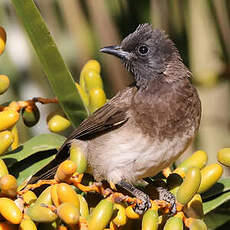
[27,144,69,184]
[27,159,59,184]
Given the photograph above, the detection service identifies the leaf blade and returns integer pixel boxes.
[203,191,230,215]
[0,133,65,167]
[10,0,87,127]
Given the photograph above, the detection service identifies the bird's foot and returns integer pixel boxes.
[134,192,151,215]
[117,180,151,215]
[156,186,177,214]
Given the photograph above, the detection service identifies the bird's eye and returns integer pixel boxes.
[138,45,149,55]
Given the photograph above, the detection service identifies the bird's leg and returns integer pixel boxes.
[109,191,139,204]
[117,180,151,215]
[143,177,177,214]
[155,186,177,214]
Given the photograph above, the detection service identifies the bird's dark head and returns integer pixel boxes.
[100,24,183,87]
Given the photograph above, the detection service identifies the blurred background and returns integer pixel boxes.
[0,0,230,175]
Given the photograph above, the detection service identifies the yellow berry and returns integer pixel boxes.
[88,88,106,113]
[176,167,201,205]
[84,69,103,92]
[198,164,223,194]
[19,218,37,230]
[77,194,89,218]
[163,216,183,230]
[47,112,70,133]
[88,199,114,230]
[0,110,19,131]
[50,184,60,207]
[189,219,207,230]
[80,60,101,92]
[217,148,230,167]
[175,150,208,175]
[56,183,80,209]
[27,203,57,223]
[0,26,6,55]
[0,131,14,155]
[0,174,17,197]
[0,159,9,177]
[70,142,87,174]
[83,60,101,74]
[36,186,52,205]
[22,191,37,205]
[76,83,89,107]
[0,75,10,95]
[141,209,158,230]
[54,160,77,182]
[11,126,19,150]
[27,187,56,222]
[0,198,22,224]
[125,206,140,219]
[57,202,80,225]
[112,203,127,227]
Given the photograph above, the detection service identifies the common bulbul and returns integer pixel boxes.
[28,24,201,213]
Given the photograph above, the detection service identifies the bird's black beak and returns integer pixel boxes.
[100,46,129,59]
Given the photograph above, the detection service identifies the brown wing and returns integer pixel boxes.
[55,86,137,162]
[27,86,137,184]
[66,102,128,141]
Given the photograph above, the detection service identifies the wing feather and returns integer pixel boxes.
[55,86,137,162]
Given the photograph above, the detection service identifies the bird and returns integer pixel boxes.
[28,23,201,213]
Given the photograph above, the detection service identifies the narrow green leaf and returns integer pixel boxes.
[205,211,230,229]
[202,178,230,200]
[0,133,65,167]
[203,191,230,214]
[10,0,87,127]
[10,150,56,185]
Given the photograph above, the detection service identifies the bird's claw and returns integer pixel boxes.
[156,186,177,215]
[134,193,151,215]
[117,180,152,215]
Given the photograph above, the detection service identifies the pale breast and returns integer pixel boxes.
[87,119,195,184]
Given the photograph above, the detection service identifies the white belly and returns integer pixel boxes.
[86,123,194,184]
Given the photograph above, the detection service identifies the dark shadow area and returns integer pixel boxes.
[2,157,18,167]
[205,205,230,230]
[4,145,23,155]
[202,182,225,200]
[217,222,230,230]
[1,146,24,167]
[8,149,57,178]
